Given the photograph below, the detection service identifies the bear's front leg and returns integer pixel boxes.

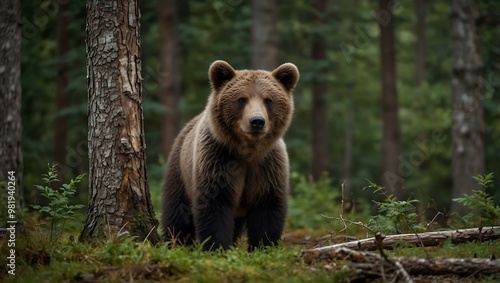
[246,191,287,250]
[193,180,236,251]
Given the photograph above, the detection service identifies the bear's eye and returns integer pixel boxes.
[264,98,272,106]
[237,97,247,104]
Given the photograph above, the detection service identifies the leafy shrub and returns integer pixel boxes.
[453,173,500,226]
[31,164,86,244]
[364,180,424,234]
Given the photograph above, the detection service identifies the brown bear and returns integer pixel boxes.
[161,60,299,251]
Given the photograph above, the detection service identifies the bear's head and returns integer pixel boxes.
[207,60,299,156]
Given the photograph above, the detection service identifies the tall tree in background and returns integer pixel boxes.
[342,109,354,207]
[415,0,426,85]
[251,0,278,70]
[158,0,180,160]
[311,0,329,181]
[449,0,484,214]
[379,0,402,198]
[54,0,69,172]
[80,0,160,243]
[0,0,23,207]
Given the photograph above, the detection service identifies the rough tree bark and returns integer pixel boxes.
[251,0,278,70]
[158,0,180,160]
[415,0,426,85]
[449,0,485,215]
[0,0,23,208]
[80,0,160,243]
[380,0,402,198]
[54,0,69,173]
[311,0,329,181]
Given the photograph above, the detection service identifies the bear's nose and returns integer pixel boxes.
[249,116,265,130]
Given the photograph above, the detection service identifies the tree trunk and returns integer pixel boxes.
[251,0,278,70]
[310,0,329,182]
[380,0,402,198]
[342,109,353,206]
[80,0,160,244]
[158,0,180,160]
[415,0,426,86]
[449,0,484,215]
[54,0,69,175]
[0,0,23,209]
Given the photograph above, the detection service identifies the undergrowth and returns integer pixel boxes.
[1,233,346,283]
[453,173,500,227]
[363,179,425,235]
[2,168,499,282]
[2,227,498,283]
[287,172,369,236]
[335,173,499,237]
[31,164,85,245]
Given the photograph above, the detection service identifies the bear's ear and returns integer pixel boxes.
[209,60,236,92]
[272,63,299,92]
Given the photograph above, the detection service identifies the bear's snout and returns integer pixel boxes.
[249,116,265,130]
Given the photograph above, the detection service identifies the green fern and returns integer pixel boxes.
[453,173,499,226]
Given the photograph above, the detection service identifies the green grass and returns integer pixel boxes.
[1,231,346,283]
[2,227,499,283]
[3,172,498,282]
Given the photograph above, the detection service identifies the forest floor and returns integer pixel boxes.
[1,226,499,283]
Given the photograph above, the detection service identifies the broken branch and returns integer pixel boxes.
[303,226,500,253]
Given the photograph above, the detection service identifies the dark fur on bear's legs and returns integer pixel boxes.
[161,167,195,246]
[162,198,195,246]
[194,205,234,250]
[193,174,238,251]
[161,126,196,246]
[246,192,287,250]
[233,217,246,244]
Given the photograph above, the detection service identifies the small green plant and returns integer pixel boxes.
[287,172,340,230]
[453,173,500,226]
[32,163,86,244]
[364,180,424,235]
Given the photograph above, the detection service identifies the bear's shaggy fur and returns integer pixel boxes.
[161,60,299,250]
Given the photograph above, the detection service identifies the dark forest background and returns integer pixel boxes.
[19,0,500,217]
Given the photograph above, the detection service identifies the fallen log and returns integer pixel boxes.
[302,226,500,254]
[303,247,500,280]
